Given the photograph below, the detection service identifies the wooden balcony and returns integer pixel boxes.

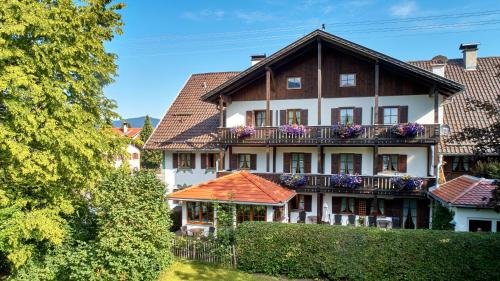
[217,171,435,197]
[218,124,439,146]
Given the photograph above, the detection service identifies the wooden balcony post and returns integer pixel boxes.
[317,193,323,224]
[317,145,324,174]
[219,95,224,127]
[218,145,225,172]
[374,62,379,126]
[317,38,322,125]
[266,145,270,173]
[266,67,271,126]
[433,85,439,178]
[372,145,379,175]
[272,146,277,173]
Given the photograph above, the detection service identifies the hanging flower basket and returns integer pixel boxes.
[332,123,365,139]
[279,124,307,137]
[390,175,423,190]
[230,125,256,138]
[280,173,307,188]
[330,174,363,189]
[391,123,424,138]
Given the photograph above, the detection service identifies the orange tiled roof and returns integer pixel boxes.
[168,171,295,205]
[430,175,496,207]
[112,127,142,139]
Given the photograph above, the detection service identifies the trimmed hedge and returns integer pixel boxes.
[236,222,500,281]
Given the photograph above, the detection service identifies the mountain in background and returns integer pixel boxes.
[113,116,160,129]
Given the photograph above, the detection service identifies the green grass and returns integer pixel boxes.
[159,259,287,281]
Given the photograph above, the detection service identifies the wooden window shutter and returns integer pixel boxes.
[332,197,341,213]
[201,153,207,169]
[304,195,312,212]
[353,154,362,174]
[283,153,291,173]
[246,111,253,126]
[331,108,340,125]
[331,154,340,174]
[190,153,196,169]
[280,110,287,125]
[301,109,308,125]
[378,107,385,124]
[354,108,363,124]
[304,153,312,173]
[377,155,384,172]
[230,154,238,170]
[398,154,407,173]
[250,154,257,170]
[398,106,408,123]
[173,153,178,168]
[269,110,273,126]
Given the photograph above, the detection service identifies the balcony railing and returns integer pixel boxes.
[217,171,435,196]
[218,124,439,145]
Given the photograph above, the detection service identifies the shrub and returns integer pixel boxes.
[236,222,500,281]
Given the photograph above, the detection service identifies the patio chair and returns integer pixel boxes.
[392,217,401,228]
[368,216,376,227]
[348,214,356,225]
[377,218,389,228]
[298,210,307,223]
[334,214,342,225]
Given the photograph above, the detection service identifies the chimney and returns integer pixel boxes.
[122,122,128,134]
[430,55,448,77]
[250,54,266,66]
[459,43,479,70]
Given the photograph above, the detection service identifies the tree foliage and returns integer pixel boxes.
[0,0,125,272]
[140,115,161,170]
[431,203,454,230]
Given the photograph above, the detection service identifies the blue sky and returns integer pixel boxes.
[104,0,500,119]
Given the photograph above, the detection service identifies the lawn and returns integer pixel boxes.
[159,260,287,281]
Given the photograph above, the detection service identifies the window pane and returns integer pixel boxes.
[383,107,399,125]
[239,154,251,169]
[255,111,266,127]
[287,77,301,89]
[340,74,356,87]
[340,109,354,125]
[291,153,304,174]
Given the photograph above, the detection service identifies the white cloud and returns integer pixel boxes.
[181,9,225,21]
[235,11,274,23]
[390,1,417,18]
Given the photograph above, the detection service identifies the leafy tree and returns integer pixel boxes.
[431,203,454,230]
[0,0,124,273]
[140,115,161,169]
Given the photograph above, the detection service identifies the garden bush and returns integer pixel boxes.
[236,222,500,281]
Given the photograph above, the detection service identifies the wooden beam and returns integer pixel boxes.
[219,95,224,127]
[317,193,323,224]
[266,68,271,126]
[372,145,378,175]
[266,145,270,173]
[374,62,379,125]
[218,145,225,172]
[272,146,277,173]
[228,146,233,171]
[433,85,439,124]
[317,39,322,125]
[317,145,324,174]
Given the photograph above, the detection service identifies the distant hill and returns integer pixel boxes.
[113,116,160,129]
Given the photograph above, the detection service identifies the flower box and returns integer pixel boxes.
[280,174,307,188]
[330,174,362,189]
[279,124,307,137]
[332,123,364,139]
[230,125,256,138]
[391,123,424,138]
[390,175,423,190]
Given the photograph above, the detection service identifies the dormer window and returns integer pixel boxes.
[340,74,356,87]
[287,77,302,89]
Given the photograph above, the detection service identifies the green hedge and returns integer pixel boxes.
[235,222,500,281]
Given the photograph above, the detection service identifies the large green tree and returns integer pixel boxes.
[0,0,124,272]
[140,115,161,169]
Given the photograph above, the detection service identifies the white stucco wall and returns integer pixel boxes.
[322,97,374,125]
[379,94,437,124]
[378,147,428,177]
[114,144,141,171]
[452,207,500,232]
[323,147,373,175]
[275,147,319,173]
[228,147,269,172]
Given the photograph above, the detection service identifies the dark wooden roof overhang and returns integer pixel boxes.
[201,29,464,104]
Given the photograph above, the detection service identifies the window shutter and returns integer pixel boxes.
[280,110,287,125]
[331,154,340,174]
[378,107,384,124]
[399,106,408,123]
[443,157,453,172]
[201,153,207,169]
[304,195,312,212]
[301,109,308,125]
[283,153,291,173]
[269,110,273,126]
[331,108,340,125]
[190,153,196,169]
[230,154,238,170]
[398,154,407,173]
[354,108,363,124]
[173,153,178,168]
[377,155,383,172]
[304,153,312,173]
[250,154,257,170]
[353,154,362,174]
[246,111,253,126]
[332,197,341,213]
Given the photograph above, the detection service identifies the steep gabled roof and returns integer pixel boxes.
[430,175,496,208]
[168,171,296,205]
[112,127,142,139]
[202,29,463,102]
[409,57,500,155]
[144,72,239,150]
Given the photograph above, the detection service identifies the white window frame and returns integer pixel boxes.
[287,77,302,89]
[340,73,356,87]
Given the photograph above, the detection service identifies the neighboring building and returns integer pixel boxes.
[429,175,499,232]
[145,29,498,231]
[113,122,142,171]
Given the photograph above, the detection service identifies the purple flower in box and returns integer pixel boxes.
[279,124,307,136]
[391,123,424,138]
[230,125,256,138]
[280,173,307,188]
[332,123,365,139]
[390,175,423,190]
[330,174,362,189]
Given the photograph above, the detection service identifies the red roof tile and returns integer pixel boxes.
[168,171,295,205]
[430,175,496,207]
[112,127,142,139]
